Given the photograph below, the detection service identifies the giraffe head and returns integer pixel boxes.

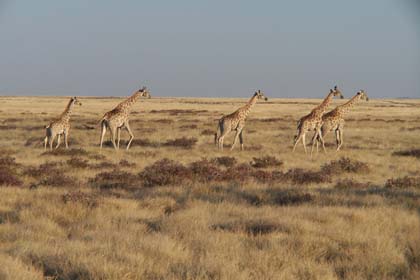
[71,97,82,106]
[254,90,268,101]
[137,86,151,99]
[331,86,344,99]
[357,90,369,101]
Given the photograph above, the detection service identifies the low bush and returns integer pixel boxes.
[321,157,369,174]
[211,156,237,167]
[164,137,197,149]
[334,179,372,189]
[250,156,283,169]
[42,148,89,157]
[265,189,313,205]
[66,157,90,168]
[285,168,331,185]
[179,124,197,129]
[393,149,420,159]
[24,162,76,187]
[89,170,139,189]
[119,159,136,167]
[201,129,215,136]
[140,159,192,187]
[189,159,224,182]
[0,169,23,186]
[385,176,420,189]
[62,191,98,208]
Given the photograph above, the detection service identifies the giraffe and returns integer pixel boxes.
[43,97,82,150]
[292,86,343,155]
[99,86,151,150]
[215,90,268,151]
[314,90,369,151]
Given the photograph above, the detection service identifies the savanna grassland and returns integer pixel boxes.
[0,96,420,280]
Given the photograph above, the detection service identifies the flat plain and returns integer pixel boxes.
[0,96,419,280]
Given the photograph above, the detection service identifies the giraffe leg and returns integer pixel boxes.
[310,131,318,157]
[64,130,69,149]
[230,129,242,151]
[335,129,340,150]
[110,127,118,150]
[302,133,307,154]
[44,136,48,151]
[337,129,343,151]
[292,131,303,153]
[125,122,134,150]
[49,135,56,151]
[318,129,327,153]
[239,130,244,151]
[117,127,121,149]
[218,130,229,151]
[55,134,61,149]
[99,123,107,149]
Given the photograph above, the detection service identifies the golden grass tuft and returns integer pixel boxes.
[0,96,420,279]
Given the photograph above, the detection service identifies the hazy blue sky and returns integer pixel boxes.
[1,1,419,98]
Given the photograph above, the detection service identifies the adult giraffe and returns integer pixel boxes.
[99,86,151,150]
[292,86,343,155]
[215,90,268,151]
[314,90,369,152]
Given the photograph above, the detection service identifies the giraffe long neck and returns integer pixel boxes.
[315,92,334,115]
[60,99,74,122]
[336,94,361,115]
[117,91,142,113]
[241,95,258,118]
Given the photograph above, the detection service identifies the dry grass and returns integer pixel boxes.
[0,96,420,279]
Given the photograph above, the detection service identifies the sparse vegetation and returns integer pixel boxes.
[393,149,420,159]
[164,137,198,149]
[1,97,420,279]
[321,157,370,174]
[385,176,420,189]
[250,155,283,168]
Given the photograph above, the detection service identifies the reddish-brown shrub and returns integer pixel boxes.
[24,162,76,187]
[179,124,198,129]
[0,155,23,186]
[90,170,139,189]
[140,159,192,187]
[211,156,237,167]
[265,189,313,205]
[393,149,420,159]
[67,157,90,168]
[0,169,23,186]
[42,148,89,157]
[164,137,197,149]
[334,179,372,189]
[321,157,369,174]
[201,129,214,136]
[62,191,98,208]
[223,163,254,182]
[189,159,224,182]
[250,156,283,169]
[285,168,331,185]
[385,176,420,189]
[119,159,136,167]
